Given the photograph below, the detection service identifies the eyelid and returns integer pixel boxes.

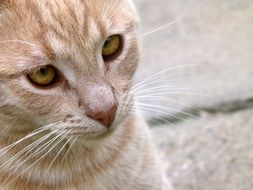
[20,62,48,75]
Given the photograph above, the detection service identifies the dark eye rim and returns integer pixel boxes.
[102,34,123,62]
[26,65,60,88]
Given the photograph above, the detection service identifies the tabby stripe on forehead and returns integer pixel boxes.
[46,1,82,37]
[24,0,56,61]
[33,0,94,58]
[45,9,74,46]
[63,0,82,24]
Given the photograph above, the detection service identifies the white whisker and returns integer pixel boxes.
[132,107,175,126]
[16,130,66,167]
[131,78,202,93]
[135,106,191,123]
[139,17,184,39]
[134,91,206,98]
[108,1,129,21]
[0,121,61,157]
[134,86,194,96]
[132,64,201,91]
[40,135,72,186]
[60,136,79,166]
[0,131,55,172]
[135,103,204,121]
[133,95,200,111]
[3,129,67,187]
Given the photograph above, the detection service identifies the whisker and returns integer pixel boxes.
[60,135,79,166]
[1,133,57,185]
[135,105,192,124]
[3,129,67,187]
[139,17,184,39]
[133,84,182,92]
[134,91,207,98]
[135,103,205,121]
[0,117,21,138]
[133,87,195,96]
[132,106,175,127]
[0,121,61,156]
[0,125,54,158]
[131,80,178,92]
[108,1,129,21]
[102,0,113,19]
[0,131,55,172]
[133,95,201,111]
[15,130,66,169]
[131,77,202,93]
[132,64,201,91]
[40,136,73,186]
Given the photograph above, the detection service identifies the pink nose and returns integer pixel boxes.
[87,103,117,128]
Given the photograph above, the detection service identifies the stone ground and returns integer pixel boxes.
[134,0,253,190]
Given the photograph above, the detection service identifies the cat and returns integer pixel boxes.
[0,0,172,189]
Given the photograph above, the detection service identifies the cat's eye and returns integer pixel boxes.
[102,35,122,61]
[27,65,57,87]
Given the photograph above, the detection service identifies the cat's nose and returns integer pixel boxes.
[77,76,118,128]
[87,103,117,128]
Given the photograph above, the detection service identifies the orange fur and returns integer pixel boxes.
[0,0,171,189]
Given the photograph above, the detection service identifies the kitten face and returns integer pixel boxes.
[0,0,139,140]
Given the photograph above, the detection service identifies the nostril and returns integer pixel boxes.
[87,104,117,128]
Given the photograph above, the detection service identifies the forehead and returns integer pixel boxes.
[0,0,138,68]
[7,0,138,34]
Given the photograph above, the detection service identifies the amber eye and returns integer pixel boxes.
[102,35,121,61]
[27,65,57,87]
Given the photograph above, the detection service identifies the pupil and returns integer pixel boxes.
[40,67,47,75]
[104,38,111,47]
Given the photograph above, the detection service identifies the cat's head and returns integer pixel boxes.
[0,0,139,141]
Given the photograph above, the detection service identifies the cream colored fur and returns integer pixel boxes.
[0,0,172,189]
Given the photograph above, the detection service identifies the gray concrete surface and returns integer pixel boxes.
[151,108,253,190]
[134,0,253,190]
[134,0,253,112]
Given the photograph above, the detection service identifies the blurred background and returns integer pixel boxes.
[134,0,253,189]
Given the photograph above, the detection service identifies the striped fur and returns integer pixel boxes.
[0,0,171,189]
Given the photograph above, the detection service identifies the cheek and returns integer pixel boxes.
[123,36,140,73]
[7,82,78,119]
[24,95,63,115]
[107,39,139,92]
